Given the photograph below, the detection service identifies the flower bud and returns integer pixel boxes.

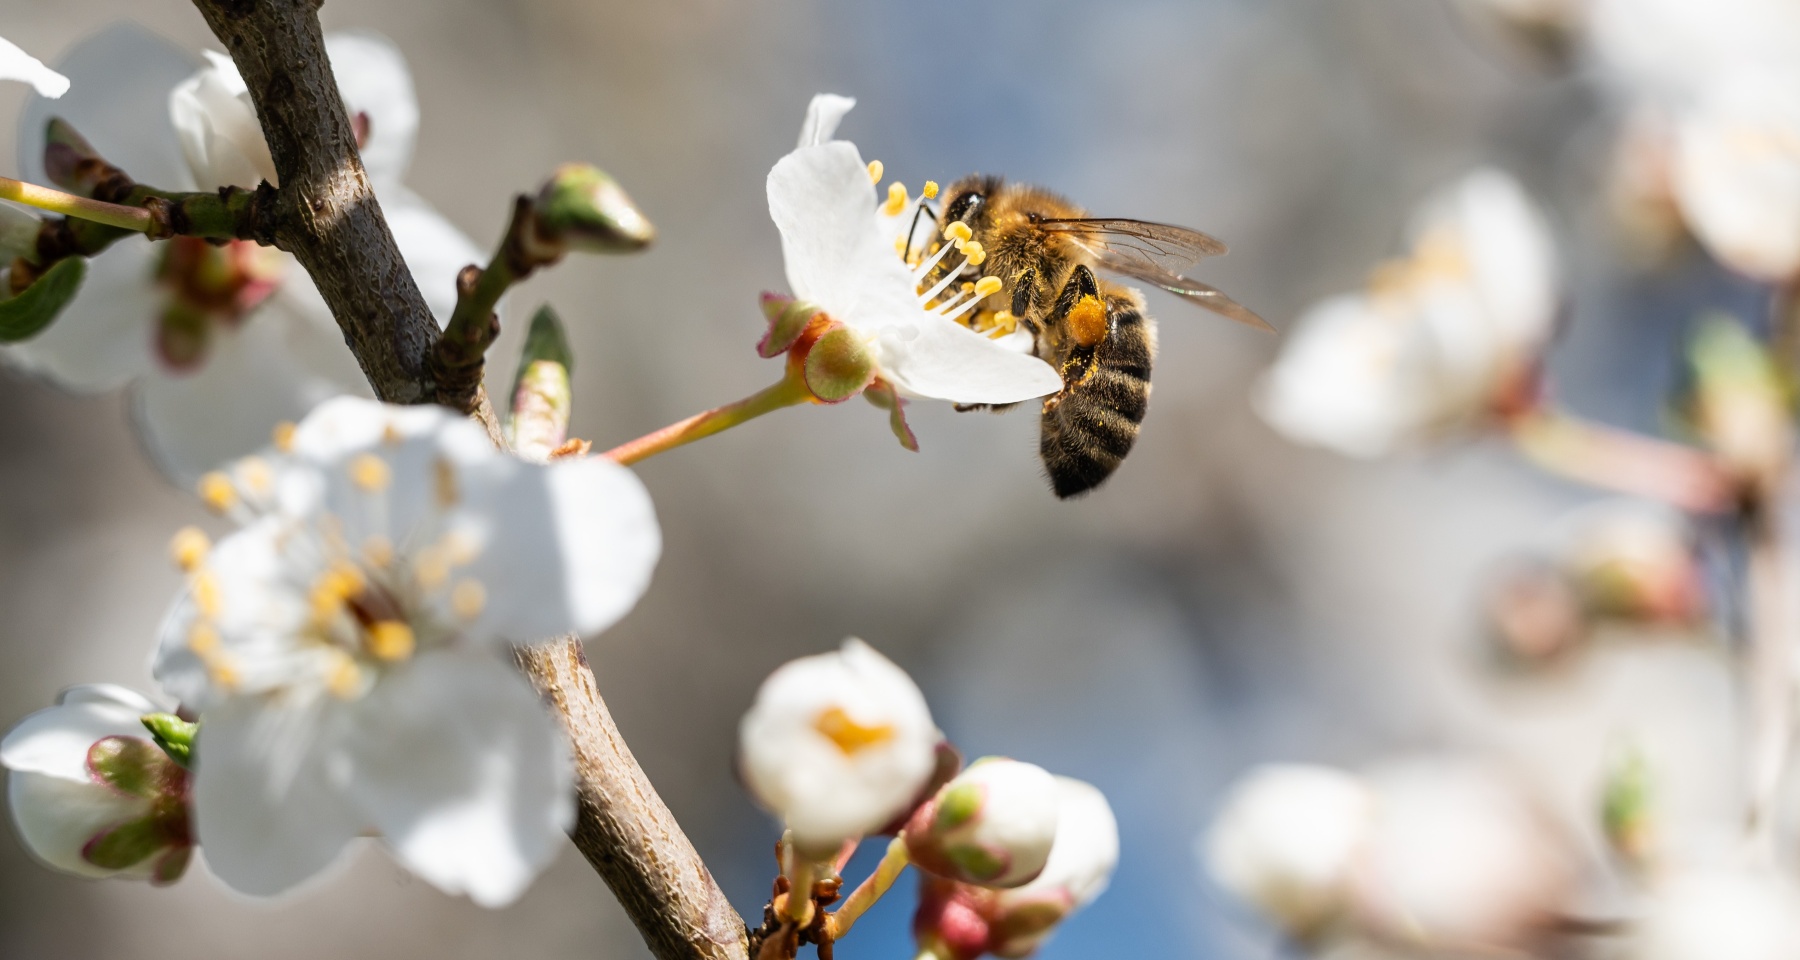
[1684,315,1789,493]
[534,163,654,254]
[1482,560,1586,666]
[905,758,1059,888]
[2,685,193,883]
[1629,867,1800,960]
[507,306,575,461]
[739,638,940,856]
[1562,500,1705,627]
[1205,764,1372,939]
[985,777,1118,957]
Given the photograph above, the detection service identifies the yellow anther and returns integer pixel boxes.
[237,457,274,498]
[415,551,451,592]
[366,620,416,662]
[198,472,237,514]
[923,180,940,200]
[309,562,365,623]
[325,650,363,699]
[882,181,908,217]
[187,622,221,656]
[349,453,391,493]
[363,536,395,569]
[986,311,1020,340]
[451,579,487,621]
[961,281,976,293]
[434,457,459,508]
[944,221,973,244]
[208,657,241,690]
[964,241,987,267]
[168,526,211,573]
[191,571,223,620]
[895,234,908,257]
[380,423,404,446]
[443,530,481,566]
[973,275,1004,299]
[866,159,884,184]
[272,421,297,453]
[813,706,896,755]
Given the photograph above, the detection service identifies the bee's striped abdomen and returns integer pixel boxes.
[1039,294,1154,498]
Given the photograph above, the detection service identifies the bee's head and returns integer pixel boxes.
[942,175,1001,230]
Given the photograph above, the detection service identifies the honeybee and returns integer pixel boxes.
[918,175,1270,498]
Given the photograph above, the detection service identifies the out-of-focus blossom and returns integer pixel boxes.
[150,397,660,906]
[1684,315,1789,493]
[1669,72,1800,282]
[1204,764,1373,939]
[1586,0,1800,103]
[1482,560,1588,665]
[1256,169,1558,457]
[1600,747,1656,867]
[1451,0,1587,64]
[1605,107,1689,265]
[914,776,1119,960]
[1348,759,1575,954]
[1560,499,1706,626]
[4,26,480,485]
[0,34,68,98]
[904,757,1060,889]
[739,638,940,856]
[766,94,1060,406]
[1628,867,1800,960]
[2,685,191,883]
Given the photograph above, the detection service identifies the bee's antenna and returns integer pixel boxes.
[904,199,938,262]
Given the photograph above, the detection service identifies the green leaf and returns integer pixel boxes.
[0,257,84,342]
[141,713,197,768]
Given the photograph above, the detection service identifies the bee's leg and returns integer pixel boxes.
[953,402,1020,414]
[1049,265,1107,350]
[1011,267,1039,321]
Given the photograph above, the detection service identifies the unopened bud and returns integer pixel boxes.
[508,305,575,461]
[1563,500,1705,626]
[1684,315,1789,492]
[985,777,1118,957]
[42,117,116,199]
[905,758,1059,889]
[534,163,654,254]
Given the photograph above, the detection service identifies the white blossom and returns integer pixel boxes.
[1669,70,1800,282]
[1204,764,1372,939]
[738,638,940,855]
[984,777,1120,958]
[767,95,1061,405]
[1256,168,1557,457]
[0,34,68,98]
[905,757,1061,889]
[1628,867,1800,960]
[4,26,481,486]
[149,397,661,905]
[2,685,192,883]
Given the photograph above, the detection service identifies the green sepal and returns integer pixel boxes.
[0,257,84,342]
[87,736,169,797]
[81,816,166,870]
[946,843,1005,884]
[935,781,985,833]
[141,713,197,768]
[758,294,819,358]
[151,845,193,886]
[534,163,654,253]
[803,326,876,403]
[863,379,919,451]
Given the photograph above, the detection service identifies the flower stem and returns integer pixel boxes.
[603,375,814,466]
[783,854,817,925]
[0,176,151,233]
[827,837,911,941]
[1507,409,1738,515]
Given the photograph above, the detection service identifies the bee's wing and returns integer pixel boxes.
[1039,218,1273,332]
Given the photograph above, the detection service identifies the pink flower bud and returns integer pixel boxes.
[905,758,1059,888]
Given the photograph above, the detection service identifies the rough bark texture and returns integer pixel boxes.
[190,0,436,403]
[518,639,751,960]
[189,4,748,958]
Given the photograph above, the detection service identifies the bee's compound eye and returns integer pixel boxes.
[946,191,984,226]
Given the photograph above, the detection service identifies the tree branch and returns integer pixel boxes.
[188,3,747,957]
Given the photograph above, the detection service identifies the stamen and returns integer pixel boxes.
[813,705,896,755]
[325,650,362,699]
[272,421,297,453]
[198,472,237,514]
[380,423,403,446]
[882,182,908,217]
[923,180,940,200]
[944,221,973,245]
[363,536,395,569]
[415,551,451,592]
[939,277,1005,323]
[985,310,1020,339]
[963,241,987,267]
[917,263,971,311]
[208,657,241,690]
[442,530,481,566]
[169,527,211,573]
[367,621,416,661]
[191,571,223,620]
[910,235,960,282]
[349,454,391,493]
[867,160,884,184]
[973,275,1003,299]
[237,457,274,499]
[187,622,221,655]
[895,235,908,257]
[451,579,487,621]
[433,457,459,508]
[309,562,366,624]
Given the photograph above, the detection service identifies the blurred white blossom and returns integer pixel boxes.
[1669,71,1800,282]
[3,27,480,485]
[0,34,68,98]
[1205,764,1373,939]
[1628,867,1800,960]
[150,397,660,905]
[904,757,1060,889]
[1256,169,1558,457]
[738,637,940,855]
[2,685,192,883]
[768,94,1060,405]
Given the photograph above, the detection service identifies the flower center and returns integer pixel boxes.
[813,705,896,756]
[865,162,1017,341]
[152,237,285,373]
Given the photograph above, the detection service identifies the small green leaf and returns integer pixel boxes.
[534,164,654,253]
[0,257,84,342]
[758,294,820,359]
[141,713,197,768]
[82,816,166,871]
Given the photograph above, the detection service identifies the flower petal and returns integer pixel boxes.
[15,24,197,189]
[769,142,885,317]
[2,686,159,782]
[7,772,152,878]
[0,35,69,98]
[190,696,363,898]
[2,237,160,393]
[168,50,278,190]
[796,93,856,149]
[874,319,1062,405]
[325,31,419,190]
[383,186,484,327]
[342,652,573,907]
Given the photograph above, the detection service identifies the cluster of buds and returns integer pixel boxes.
[738,640,1118,959]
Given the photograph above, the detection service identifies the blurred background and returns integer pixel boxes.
[0,1,1769,958]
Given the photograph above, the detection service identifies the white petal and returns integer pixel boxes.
[16,24,197,190]
[1254,294,1433,458]
[168,51,277,190]
[1671,70,1800,282]
[190,696,363,898]
[458,455,661,643]
[342,652,573,907]
[0,35,68,98]
[132,310,362,486]
[8,772,152,878]
[1,238,161,392]
[325,32,419,190]
[383,186,483,327]
[796,93,856,149]
[2,688,159,782]
[875,319,1062,405]
[1007,777,1119,910]
[769,142,886,315]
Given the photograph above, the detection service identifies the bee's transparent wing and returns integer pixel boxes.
[1040,218,1273,331]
